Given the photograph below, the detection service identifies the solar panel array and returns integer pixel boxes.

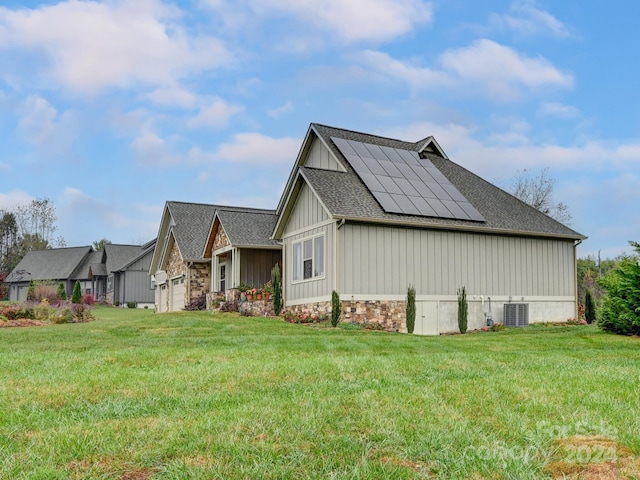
[331,136,484,222]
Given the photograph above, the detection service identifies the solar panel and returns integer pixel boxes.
[331,137,485,222]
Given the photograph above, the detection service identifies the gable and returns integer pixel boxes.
[282,181,331,235]
[213,223,230,252]
[304,136,344,171]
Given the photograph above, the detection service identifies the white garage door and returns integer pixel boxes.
[414,301,439,336]
[158,284,168,313]
[171,277,185,311]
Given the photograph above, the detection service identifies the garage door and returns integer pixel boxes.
[171,277,185,311]
[414,301,439,335]
[158,284,168,313]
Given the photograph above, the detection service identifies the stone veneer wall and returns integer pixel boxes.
[285,299,407,332]
[189,262,210,306]
[213,226,230,250]
[239,299,275,317]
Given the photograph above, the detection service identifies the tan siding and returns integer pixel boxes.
[304,137,343,171]
[339,223,575,297]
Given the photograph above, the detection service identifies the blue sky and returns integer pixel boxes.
[0,0,638,259]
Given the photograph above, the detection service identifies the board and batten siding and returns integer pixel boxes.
[240,249,282,289]
[285,183,330,233]
[338,223,576,298]
[304,137,343,171]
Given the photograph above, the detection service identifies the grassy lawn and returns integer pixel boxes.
[0,307,638,479]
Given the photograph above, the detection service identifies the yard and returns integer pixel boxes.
[0,307,638,479]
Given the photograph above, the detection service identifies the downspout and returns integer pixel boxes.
[187,261,193,306]
[574,239,583,319]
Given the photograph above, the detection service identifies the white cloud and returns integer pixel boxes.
[489,0,570,38]
[439,39,573,100]
[16,96,58,144]
[190,132,300,164]
[0,189,33,210]
[187,97,243,128]
[268,101,294,119]
[538,102,580,119]
[0,0,231,94]
[258,0,433,43]
[360,40,572,101]
[146,85,198,108]
[132,132,181,167]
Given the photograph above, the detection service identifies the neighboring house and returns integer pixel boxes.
[6,246,94,301]
[272,123,586,334]
[104,240,157,307]
[204,206,281,302]
[150,201,218,312]
[5,242,157,306]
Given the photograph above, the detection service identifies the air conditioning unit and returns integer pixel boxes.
[504,303,529,327]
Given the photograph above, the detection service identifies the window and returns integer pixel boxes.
[292,234,324,282]
[107,275,114,292]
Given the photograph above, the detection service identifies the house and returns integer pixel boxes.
[5,242,157,306]
[150,201,218,312]
[5,246,94,301]
[272,123,586,334]
[204,206,281,304]
[103,240,157,307]
[150,201,282,312]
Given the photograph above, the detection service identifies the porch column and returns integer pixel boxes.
[212,255,218,292]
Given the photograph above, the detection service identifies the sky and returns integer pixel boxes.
[0,0,638,259]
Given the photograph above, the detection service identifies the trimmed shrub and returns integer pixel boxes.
[457,286,468,334]
[184,294,206,311]
[71,281,82,304]
[331,290,341,327]
[57,283,67,300]
[126,301,136,309]
[271,264,283,316]
[220,300,240,312]
[584,289,596,324]
[406,285,416,334]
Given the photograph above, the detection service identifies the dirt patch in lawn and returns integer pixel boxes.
[0,319,48,328]
[546,435,640,479]
[68,458,156,480]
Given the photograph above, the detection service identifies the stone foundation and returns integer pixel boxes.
[239,299,275,317]
[284,299,406,332]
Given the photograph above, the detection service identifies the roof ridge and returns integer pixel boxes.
[312,122,422,147]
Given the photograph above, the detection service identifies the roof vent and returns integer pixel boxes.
[503,303,529,327]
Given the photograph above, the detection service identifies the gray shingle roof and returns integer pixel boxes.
[306,123,585,239]
[104,243,151,272]
[166,201,218,260]
[216,207,279,247]
[5,246,93,282]
[73,250,105,279]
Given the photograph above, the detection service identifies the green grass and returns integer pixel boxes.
[0,307,638,479]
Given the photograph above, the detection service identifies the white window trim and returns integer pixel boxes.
[291,233,325,284]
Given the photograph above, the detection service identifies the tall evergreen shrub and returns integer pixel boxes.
[584,289,596,324]
[331,290,340,327]
[27,279,35,301]
[57,282,67,300]
[71,280,82,304]
[457,286,468,334]
[406,285,416,334]
[598,241,640,335]
[271,264,283,316]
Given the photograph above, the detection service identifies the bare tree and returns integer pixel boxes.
[508,167,573,225]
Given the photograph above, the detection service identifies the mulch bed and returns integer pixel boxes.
[0,319,49,328]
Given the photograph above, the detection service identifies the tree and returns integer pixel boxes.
[271,264,283,316]
[0,211,19,274]
[27,279,35,301]
[457,286,468,334]
[584,289,596,324]
[507,167,572,225]
[57,282,67,301]
[93,238,112,251]
[598,241,640,335]
[71,280,82,304]
[331,290,341,327]
[406,285,416,334]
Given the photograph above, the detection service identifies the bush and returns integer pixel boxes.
[51,308,73,324]
[126,301,136,309]
[82,294,95,306]
[71,281,82,304]
[598,242,640,335]
[27,280,35,301]
[406,285,416,334]
[34,301,51,321]
[331,290,341,327]
[457,286,468,334]
[490,323,505,332]
[220,300,240,312]
[585,289,596,324]
[16,305,34,319]
[32,283,59,304]
[57,282,67,300]
[271,265,283,316]
[0,304,19,320]
[71,303,94,322]
[184,294,206,311]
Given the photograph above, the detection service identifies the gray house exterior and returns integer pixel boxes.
[272,123,586,334]
[104,240,156,307]
[204,206,281,303]
[5,246,94,302]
